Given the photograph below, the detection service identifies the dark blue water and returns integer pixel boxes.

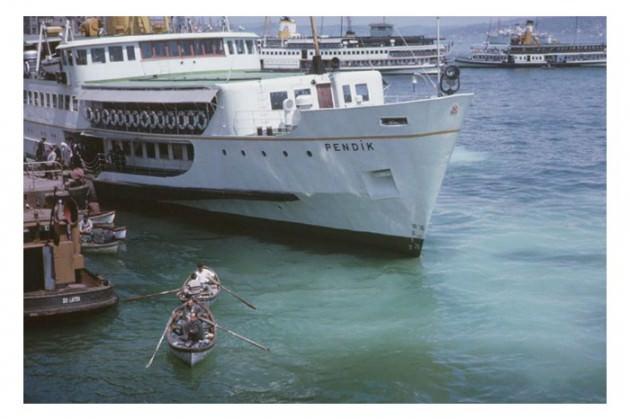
[24,67,606,403]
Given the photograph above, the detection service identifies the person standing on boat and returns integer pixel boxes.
[35,138,46,162]
[59,142,73,168]
[79,214,93,234]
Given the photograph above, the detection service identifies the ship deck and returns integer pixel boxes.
[84,69,307,89]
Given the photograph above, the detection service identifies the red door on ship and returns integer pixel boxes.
[316,83,334,109]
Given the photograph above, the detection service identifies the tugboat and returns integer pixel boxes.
[23,163,118,318]
[455,19,606,68]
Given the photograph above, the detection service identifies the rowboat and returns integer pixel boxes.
[93,223,127,240]
[81,239,121,254]
[88,210,115,225]
[166,301,217,366]
[176,270,221,306]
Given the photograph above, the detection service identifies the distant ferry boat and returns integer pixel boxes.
[23,17,472,257]
[260,18,449,75]
[455,20,606,68]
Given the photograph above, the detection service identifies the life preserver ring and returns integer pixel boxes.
[111,109,120,126]
[148,111,159,129]
[130,110,140,128]
[156,111,166,129]
[92,108,101,124]
[186,110,196,130]
[102,109,111,126]
[177,111,188,130]
[140,110,151,128]
[195,111,208,131]
[166,111,177,130]
[122,110,131,128]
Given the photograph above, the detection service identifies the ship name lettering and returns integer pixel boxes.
[324,141,375,152]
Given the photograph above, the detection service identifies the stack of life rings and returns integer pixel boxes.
[85,106,210,133]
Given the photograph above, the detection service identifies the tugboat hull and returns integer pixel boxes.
[24,270,118,318]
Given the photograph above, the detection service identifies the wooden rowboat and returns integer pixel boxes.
[166,301,217,366]
[176,273,221,306]
[81,239,121,254]
[88,210,115,225]
[92,224,127,240]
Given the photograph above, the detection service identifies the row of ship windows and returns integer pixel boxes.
[63,45,136,66]
[112,140,194,161]
[222,149,314,158]
[340,59,430,67]
[24,90,79,112]
[141,39,255,59]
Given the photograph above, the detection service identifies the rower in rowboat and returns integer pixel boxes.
[176,263,221,305]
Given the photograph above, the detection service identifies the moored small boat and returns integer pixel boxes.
[166,301,217,367]
[92,223,127,240]
[88,210,116,225]
[81,239,121,254]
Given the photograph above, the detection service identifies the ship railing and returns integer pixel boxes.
[23,161,64,191]
[232,111,294,136]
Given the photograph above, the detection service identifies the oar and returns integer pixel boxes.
[207,276,257,311]
[146,303,187,368]
[123,288,180,303]
[200,318,270,352]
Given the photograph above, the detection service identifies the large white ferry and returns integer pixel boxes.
[260,18,449,75]
[455,20,606,68]
[23,17,472,256]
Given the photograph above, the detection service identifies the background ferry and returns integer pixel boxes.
[455,19,606,68]
[260,17,449,75]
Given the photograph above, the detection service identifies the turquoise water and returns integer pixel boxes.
[24,68,606,403]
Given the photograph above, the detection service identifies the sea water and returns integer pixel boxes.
[24,67,606,403]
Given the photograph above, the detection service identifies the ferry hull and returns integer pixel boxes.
[91,94,470,257]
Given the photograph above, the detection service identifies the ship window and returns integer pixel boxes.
[91,48,106,64]
[193,39,204,56]
[180,40,193,57]
[270,91,288,110]
[126,46,136,61]
[185,144,194,161]
[227,40,234,55]
[159,143,169,159]
[172,143,183,160]
[121,141,131,156]
[109,46,124,62]
[134,142,143,157]
[76,49,87,65]
[26,91,31,104]
[52,94,57,108]
[64,95,70,110]
[294,88,311,97]
[246,40,255,54]
[45,93,50,107]
[355,83,370,102]
[153,42,168,57]
[146,143,156,158]
[215,39,224,54]
[23,90,27,104]
[65,50,73,65]
[164,41,177,57]
[71,96,78,112]
[140,43,153,59]
[342,85,352,103]
[236,40,245,54]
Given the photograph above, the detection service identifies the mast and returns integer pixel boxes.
[436,16,441,97]
[310,16,324,74]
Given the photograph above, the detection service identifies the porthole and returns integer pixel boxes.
[222,149,227,156]
[283,151,288,157]
[241,150,246,156]
[306,151,313,157]
[261,150,267,157]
